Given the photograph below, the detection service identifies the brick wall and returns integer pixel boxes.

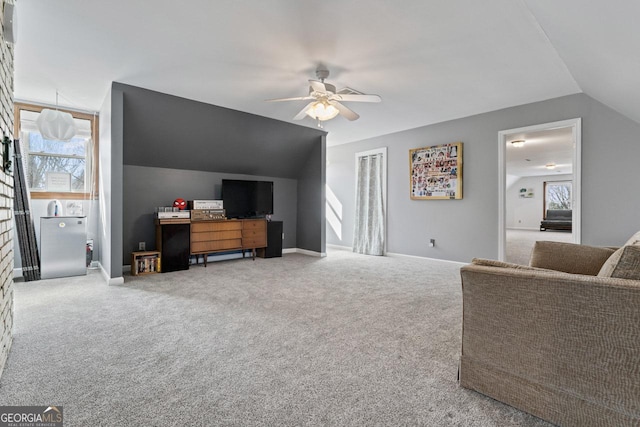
[0,0,15,377]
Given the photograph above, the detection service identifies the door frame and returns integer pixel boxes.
[498,118,581,261]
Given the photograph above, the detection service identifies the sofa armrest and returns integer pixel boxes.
[529,241,615,275]
[459,264,640,425]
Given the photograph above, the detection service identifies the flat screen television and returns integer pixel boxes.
[222,179,274,219]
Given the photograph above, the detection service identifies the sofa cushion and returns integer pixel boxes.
[529,241,616,275]
[546,209,572,220]
[597,245,640,280]
[471,258,547,271]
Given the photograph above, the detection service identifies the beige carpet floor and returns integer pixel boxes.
[506,229,573,265]
[0,248,551,426]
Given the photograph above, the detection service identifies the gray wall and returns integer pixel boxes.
[123,165,297,264]
[327,93,640,262]
[506,174,572,230]
[119,82,324,178]
[296,136,327,254]
[114,83,326,265]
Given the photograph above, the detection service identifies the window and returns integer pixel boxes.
[15,103,99,199]
[544,181,571,214]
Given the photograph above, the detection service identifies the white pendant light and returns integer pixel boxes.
[36,92,77,141]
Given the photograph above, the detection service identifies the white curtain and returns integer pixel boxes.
[353,153,385,255]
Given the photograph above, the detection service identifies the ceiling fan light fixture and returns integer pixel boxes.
[268,66,380,123]
[511,139,525,148]
[306,101,339,121]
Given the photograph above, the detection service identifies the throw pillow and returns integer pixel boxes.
[597,245,640,280]
[529,241,616,276]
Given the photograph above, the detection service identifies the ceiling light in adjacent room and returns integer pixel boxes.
[511,140,525,148]
[545,163,556,170]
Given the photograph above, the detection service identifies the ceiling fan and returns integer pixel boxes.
[266,66,381,124]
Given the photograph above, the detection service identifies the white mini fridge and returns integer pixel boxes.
[40,216,88,279]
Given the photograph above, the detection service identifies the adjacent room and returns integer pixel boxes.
[503,124,577,265]
[0,1,639,426]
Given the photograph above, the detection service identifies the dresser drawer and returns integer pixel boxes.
[242,219,266,231]
[191,239,242,253]
[192,230,242,242]
[242,237,266,248]
[192,221,242,233]
[242,229,266,238]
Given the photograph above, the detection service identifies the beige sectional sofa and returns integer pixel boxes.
[459,234,640,426]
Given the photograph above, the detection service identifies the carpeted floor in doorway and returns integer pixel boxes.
[506,229,573,265]
[0,249,552,426]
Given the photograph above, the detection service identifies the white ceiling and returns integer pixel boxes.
[11,0,640,146]
[506,127,573,177]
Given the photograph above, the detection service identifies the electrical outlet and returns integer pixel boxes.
[429,239,435,247]
[138,241,146,251]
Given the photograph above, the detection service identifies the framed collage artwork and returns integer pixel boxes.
[409,142,463,200]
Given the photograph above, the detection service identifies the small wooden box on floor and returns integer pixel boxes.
[131,251,161,275]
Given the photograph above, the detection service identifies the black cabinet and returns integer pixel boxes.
[156,222,190,272]
[257,221,283,258]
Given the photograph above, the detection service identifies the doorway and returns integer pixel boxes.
[498,119,581,263]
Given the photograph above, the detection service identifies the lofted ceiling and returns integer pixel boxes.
[11,0,640,146]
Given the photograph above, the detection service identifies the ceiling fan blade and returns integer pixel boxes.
[333,94,382,103]
[309,80,327,93]
[265,96,314,102]
[331,101,360,121]
[293,102,315,120]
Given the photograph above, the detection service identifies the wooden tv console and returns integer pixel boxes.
[190,218,267,266]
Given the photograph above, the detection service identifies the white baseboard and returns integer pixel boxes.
[121,249,321,273]
[294,248,326,257]
[13,267,22,278]
[123,252,249,272]
[507,227,540,231]
[326,244,465,265]
[327,243,352,251]
[282,248,326,257]
[98,262,125,285]
[386,252,466,266]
